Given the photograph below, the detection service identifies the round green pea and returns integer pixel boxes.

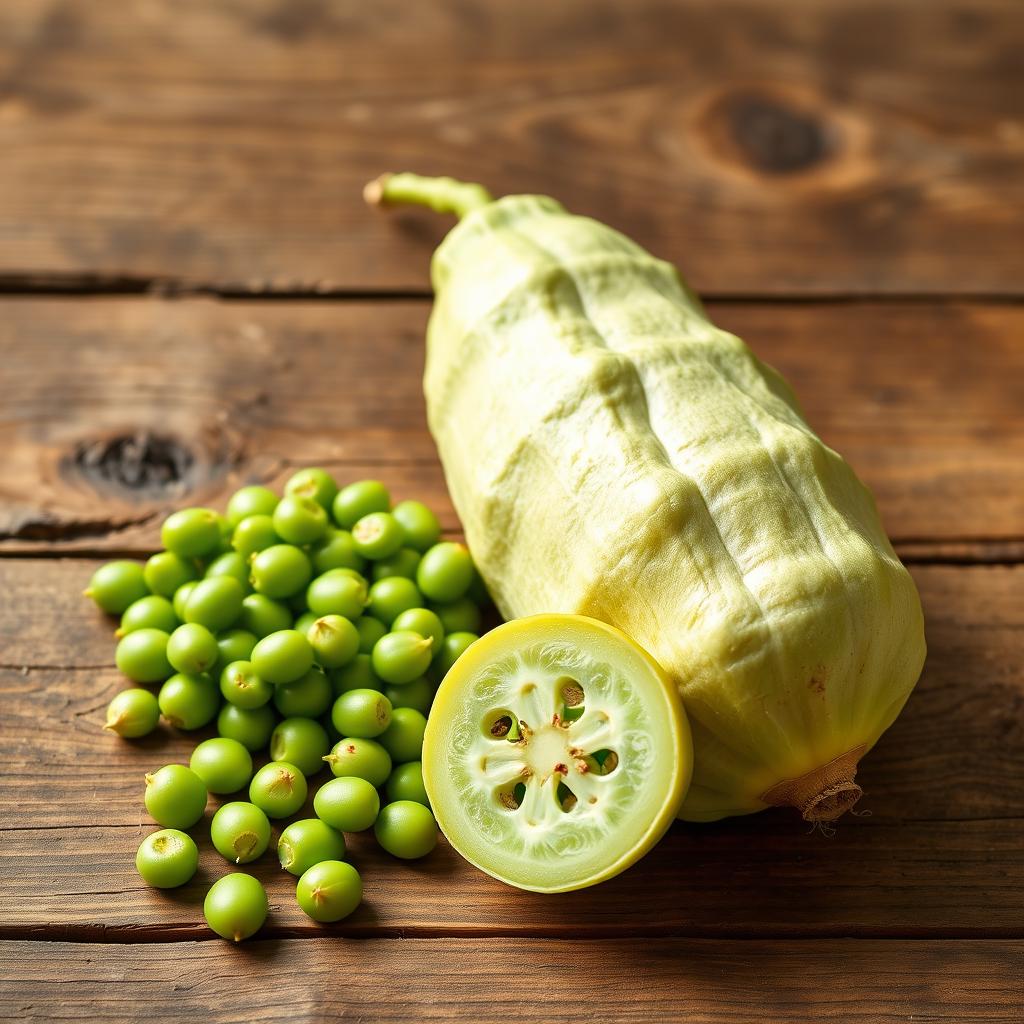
[136,829,198,888]
[217,703,277,752]
[296,860,362,923]
[311,527,366,575]
[313,776,380,832]
[374,800,437,859]
[117,595,178,637]
[331,688,391,739]
[278,818,346,876]
[84,560,149,615]
[215,629,258,672]
[159,672,221,730]
[434,631,480,678]
[351,512,404,561]
[250,543,312,598]
[204,873,267,942]
[324,737,391,787]
[392,607,444,654]
[143,552,196,600]
[252,629,314,684]
[332,479,390,529]
[172,581,198,621]
[166,622,219,675]
[104,687,160,738]
[211,801,271,864]
[203,550,251,588]
[144,764,207,829]
[416,542,474,603]
[226,485,279,528]
[249,761,308,819]
[306,570,367,620]
[285,467,338,511]
[273,493,328,545]
[240,593,293,638]
[367,576,423,626]
[307,614,360,668]
[378,707,427,764]
[220,660,273,709]
[270,717,331,777]
[273,667,332,718]
[372,631,434,685]
[190,737,253,794]
[391,500,441,552]
[161,508,222,559]
[115,628,172,683]
[231,514,279,558]
[385,761,430,807]
[181,576,245,633]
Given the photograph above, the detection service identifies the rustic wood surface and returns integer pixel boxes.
[0,0,1021,296]
[1,0,1022,1021]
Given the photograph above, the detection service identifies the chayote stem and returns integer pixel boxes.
[364,172,493,218]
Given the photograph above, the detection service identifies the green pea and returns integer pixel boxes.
[143,552,197,600]
[278,818,346,876]
[231,514,279,558]
[172,581,198,621]
[307,614,360,668]
[226,485,279,527]
[392,607,444,654]
[181,576,245,633]
[306,570,367,619]
[354,616,387,654]
[370,547,421,582]
[374,800,437,859]
[104,687,160,738]
[331,653,380,696]
[433,631,480,679]
[250,544,312,598]
[372,631,433,685]
[117,595,178,637]
[429,597,481,635]
[378,707,427,764]
[215,629,258,673]
[391,500,441,553]
[161,508,222,559]
[252,629,314,684]
[84,560,149,615]
[218,703,278,752]
[240,593,293,638]
[115,628,172,683]
[384,677,434,716]
[351,512,404,561]
[274,667,332,718]
[332,479,390,529]
[385,761,430,807]
[367,576,423,626]
[211,801,272,864]
[190,737,253,794]
[285,467,339,511]
[313,776,380,832]
[204,873,268,942]
[270,717,331,777]
[323,737,391,787]
[273,494,328,545]
[331,688,391,739]
[311,527,366,575]
[296,860,362,922]
[159,672,221,730]
[220,660,273,709]
[167,622,219,675]
[136,829,198,888]
[249,761,308,819]
[203,550,251,588]
[416,542,474,603]
[144,764,207,829]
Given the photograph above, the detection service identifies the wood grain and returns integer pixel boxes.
[2,560,1022,939]
[2,938,1022,1024]
[0,0,1021,295]
[2,297,1022,555]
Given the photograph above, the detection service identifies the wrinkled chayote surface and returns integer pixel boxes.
[375,175,926,822]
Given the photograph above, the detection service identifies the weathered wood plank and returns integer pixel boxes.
[0,1,1020,295]
[1,560,1022,938]
[2,298,1021,554]
[1,938,1021,1023]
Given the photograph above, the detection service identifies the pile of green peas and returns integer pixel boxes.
[86,470,488,941]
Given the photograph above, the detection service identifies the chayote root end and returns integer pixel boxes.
[761,745,867,823]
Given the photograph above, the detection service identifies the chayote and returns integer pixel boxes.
[369,173,926,823]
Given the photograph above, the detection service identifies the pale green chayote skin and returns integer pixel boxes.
[371,174,926,823]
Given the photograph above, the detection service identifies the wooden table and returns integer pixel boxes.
[1,2,1022,1020]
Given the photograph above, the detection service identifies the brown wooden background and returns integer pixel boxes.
[1,2,1022,1021]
